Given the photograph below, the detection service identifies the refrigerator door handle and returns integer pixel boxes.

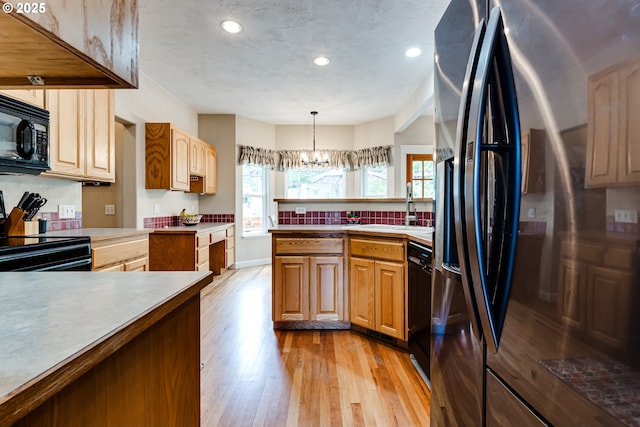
[452,17,487,341]
[462,6,522,354]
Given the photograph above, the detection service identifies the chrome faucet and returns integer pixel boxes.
[405,182,417,226]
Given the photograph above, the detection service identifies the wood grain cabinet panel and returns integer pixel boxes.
[309,257,344,321]
[146,123,216,192]
[92,235,149,272]
[272,233,347,327]
[205,146,217,195]
[85,90,115,181]
[348,237,407,340]
[521,129,545,194]
[1,0,139,88]
[618,62,640,184]
[149,226,234,273]
[557,236,636,352]
[45,89,115,182]
[586,60,640,187]
[273,256,310,321]
[0,89,44,107]
[557,258,586,330]
[374,260,405,339]
[46,89,85,177]
[189,138,206,176]
[349,257,375,330]
[586,265,633,350]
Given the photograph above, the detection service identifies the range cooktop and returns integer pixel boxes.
[0,236,92,271]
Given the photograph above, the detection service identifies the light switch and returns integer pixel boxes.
[105,204,115,215]
[295,207,306,215]
[153,204,160,214]
[527,208,536,218]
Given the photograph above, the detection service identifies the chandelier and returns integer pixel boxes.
[301,111,329,167]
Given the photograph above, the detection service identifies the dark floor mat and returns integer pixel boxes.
[539,355,640,426]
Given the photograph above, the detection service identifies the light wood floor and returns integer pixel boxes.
[200,265,431,427]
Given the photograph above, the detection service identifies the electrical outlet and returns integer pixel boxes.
[153,204,160,214]
[615,209,638,223]
[527,208,536,218]
[295,207,306,215]
[58,204,76,219]
[105,204,115,215]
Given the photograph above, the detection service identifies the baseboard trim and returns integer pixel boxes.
[233,258,272,269]
[274,320,351,330]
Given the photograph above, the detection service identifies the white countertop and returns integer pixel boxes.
[268,224,433,246]
[152,222,234,233]
[37,228,150,242]
[0,271,211,403]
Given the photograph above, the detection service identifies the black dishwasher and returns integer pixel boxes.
[408,241,432,381]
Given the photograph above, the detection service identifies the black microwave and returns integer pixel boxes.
[0,93,50,175]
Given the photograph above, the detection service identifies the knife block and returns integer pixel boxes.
[3,208,39,236]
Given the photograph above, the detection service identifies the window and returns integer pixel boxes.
[407,154,434,199]
[286,169,346,198]
[361,165,388,197]
[242,164,268,235]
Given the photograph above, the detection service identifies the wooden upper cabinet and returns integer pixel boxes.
[85,90,115,181]
[46,90,85,176]
[45,89,115,182]
[146,123,189,191]
[585,60,640,188]
[171,129,190,191]
[205,146,217,195]
[0,0,138,88]
[189,139,206,177]
[0,89,44,108]
[618,62,640,184]
[521,129,545,194]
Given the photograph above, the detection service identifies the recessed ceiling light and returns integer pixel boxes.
[405,47,422,58]
[313,56,330,66]
[221,20,243,34]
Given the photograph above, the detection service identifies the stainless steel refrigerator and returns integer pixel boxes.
[432,0,640,425]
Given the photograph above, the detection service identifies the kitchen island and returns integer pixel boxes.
[0,271,213,427]
[269,224,433,343]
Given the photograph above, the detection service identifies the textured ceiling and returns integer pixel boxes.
[138,0,449,125]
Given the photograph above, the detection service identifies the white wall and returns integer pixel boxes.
[234,116,277,267]
[197,114,236,215]
[114,71,200,228]
[0,174,81,219]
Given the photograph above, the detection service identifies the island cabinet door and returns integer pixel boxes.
[309,256,344,321]
[274,256,310,321]
[349,257,375,329]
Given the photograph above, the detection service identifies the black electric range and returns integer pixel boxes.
[0,236,92,271]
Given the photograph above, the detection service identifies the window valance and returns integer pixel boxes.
[278,150,351,171]
[351,146,391,169]
[239,145,277,169]
[238,145,391,171]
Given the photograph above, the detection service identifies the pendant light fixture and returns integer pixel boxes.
[302,111,329,167]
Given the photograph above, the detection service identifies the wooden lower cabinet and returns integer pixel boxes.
[349,237,407,341]
[149,225,234,273]
[274,256,309,321]
[349,256,405,340]
[92,234,149,272]
[349,257,375,329]
[273,255,343,322]
[557,237,636,352]
[271,234,347,327]
[374,260,405,339]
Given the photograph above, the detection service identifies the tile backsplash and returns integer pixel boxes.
[278,210,434,226]
[37,211,83,231]
[143,213,235,229]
